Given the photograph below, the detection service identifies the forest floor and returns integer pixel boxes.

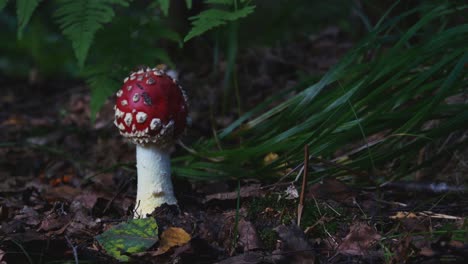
[1,27,467,263]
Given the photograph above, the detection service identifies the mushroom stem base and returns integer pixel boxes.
[135,144,177,218]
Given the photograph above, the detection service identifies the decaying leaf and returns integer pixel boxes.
[14,206,41,226]
[154,227,191,256]
[238,219,262,251]
[307,179,355,204]
[96,218,159,261]
[216,251,275,264]
[274,224,316,263]
[263,152,279,165]
[337,222,381,256]
[0,248,6,264]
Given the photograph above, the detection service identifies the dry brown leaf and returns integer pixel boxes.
[263,152,279,165]
[274,224,316,263]
[337,222,381,256]
[154,227,191,256]
[238,219,262,251]
[307,179,355,204]
[43,185,80,202]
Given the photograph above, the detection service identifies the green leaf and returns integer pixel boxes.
[88,76,119,123]
[16,0,41,39]
[54,0,129,68]
[205,0,233,5]
[96,218,159,261]
[0,0,8,11]
[185,0,192,9]
[184,5,255,42]
[155,0,170,16]
[83,63,122,122]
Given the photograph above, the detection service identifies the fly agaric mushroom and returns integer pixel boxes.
[114,66,188,218]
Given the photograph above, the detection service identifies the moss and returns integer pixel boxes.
[258,228,279,250]
[247,194,345,239]
[247,195,297,225]
[300,200,344,236]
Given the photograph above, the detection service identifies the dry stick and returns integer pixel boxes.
[297,145,309,226]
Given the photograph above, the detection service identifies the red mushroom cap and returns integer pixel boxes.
[114,66,188,145]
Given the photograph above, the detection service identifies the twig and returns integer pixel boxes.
[324,202,341,216]
[297,145,309,226]
[65,236,79,264]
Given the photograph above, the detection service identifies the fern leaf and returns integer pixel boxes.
[84,65,121,122]
[0,0,8,11]
[184,5,255,42]
[205,0,233,5]
[154,0,170,16]
[54,0,128,68]
[16,0,41,39]
[185,0,192,9]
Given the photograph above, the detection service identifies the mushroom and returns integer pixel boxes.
[114,66,188,218]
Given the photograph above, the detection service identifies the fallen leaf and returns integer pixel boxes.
[37,211,70,233]
[43,185,80,202]
[274,224,315,263]
[337,222,381,256]
[216,251,275,264]
[0,248,6,264]
[307,179,355,204]
[74,192,99,210]
[263,152,279,165]
[154,227,191,255]
[238,219,262,252]
[14,206,40,226]
[96,218,159,261]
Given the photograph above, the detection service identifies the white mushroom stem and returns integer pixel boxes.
[135,144,177,218]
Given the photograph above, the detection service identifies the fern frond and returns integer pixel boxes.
[153,0,169,16]
[83,64,122,121]
[16,0,41,39]
[185,0,192,9]
[84,14,179,119]
[54,0,128,68]
[205,0,233,5]
[0,0,8,11]
[184,4,255,42]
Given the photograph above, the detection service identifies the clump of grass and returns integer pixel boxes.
[174,3,468,187]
